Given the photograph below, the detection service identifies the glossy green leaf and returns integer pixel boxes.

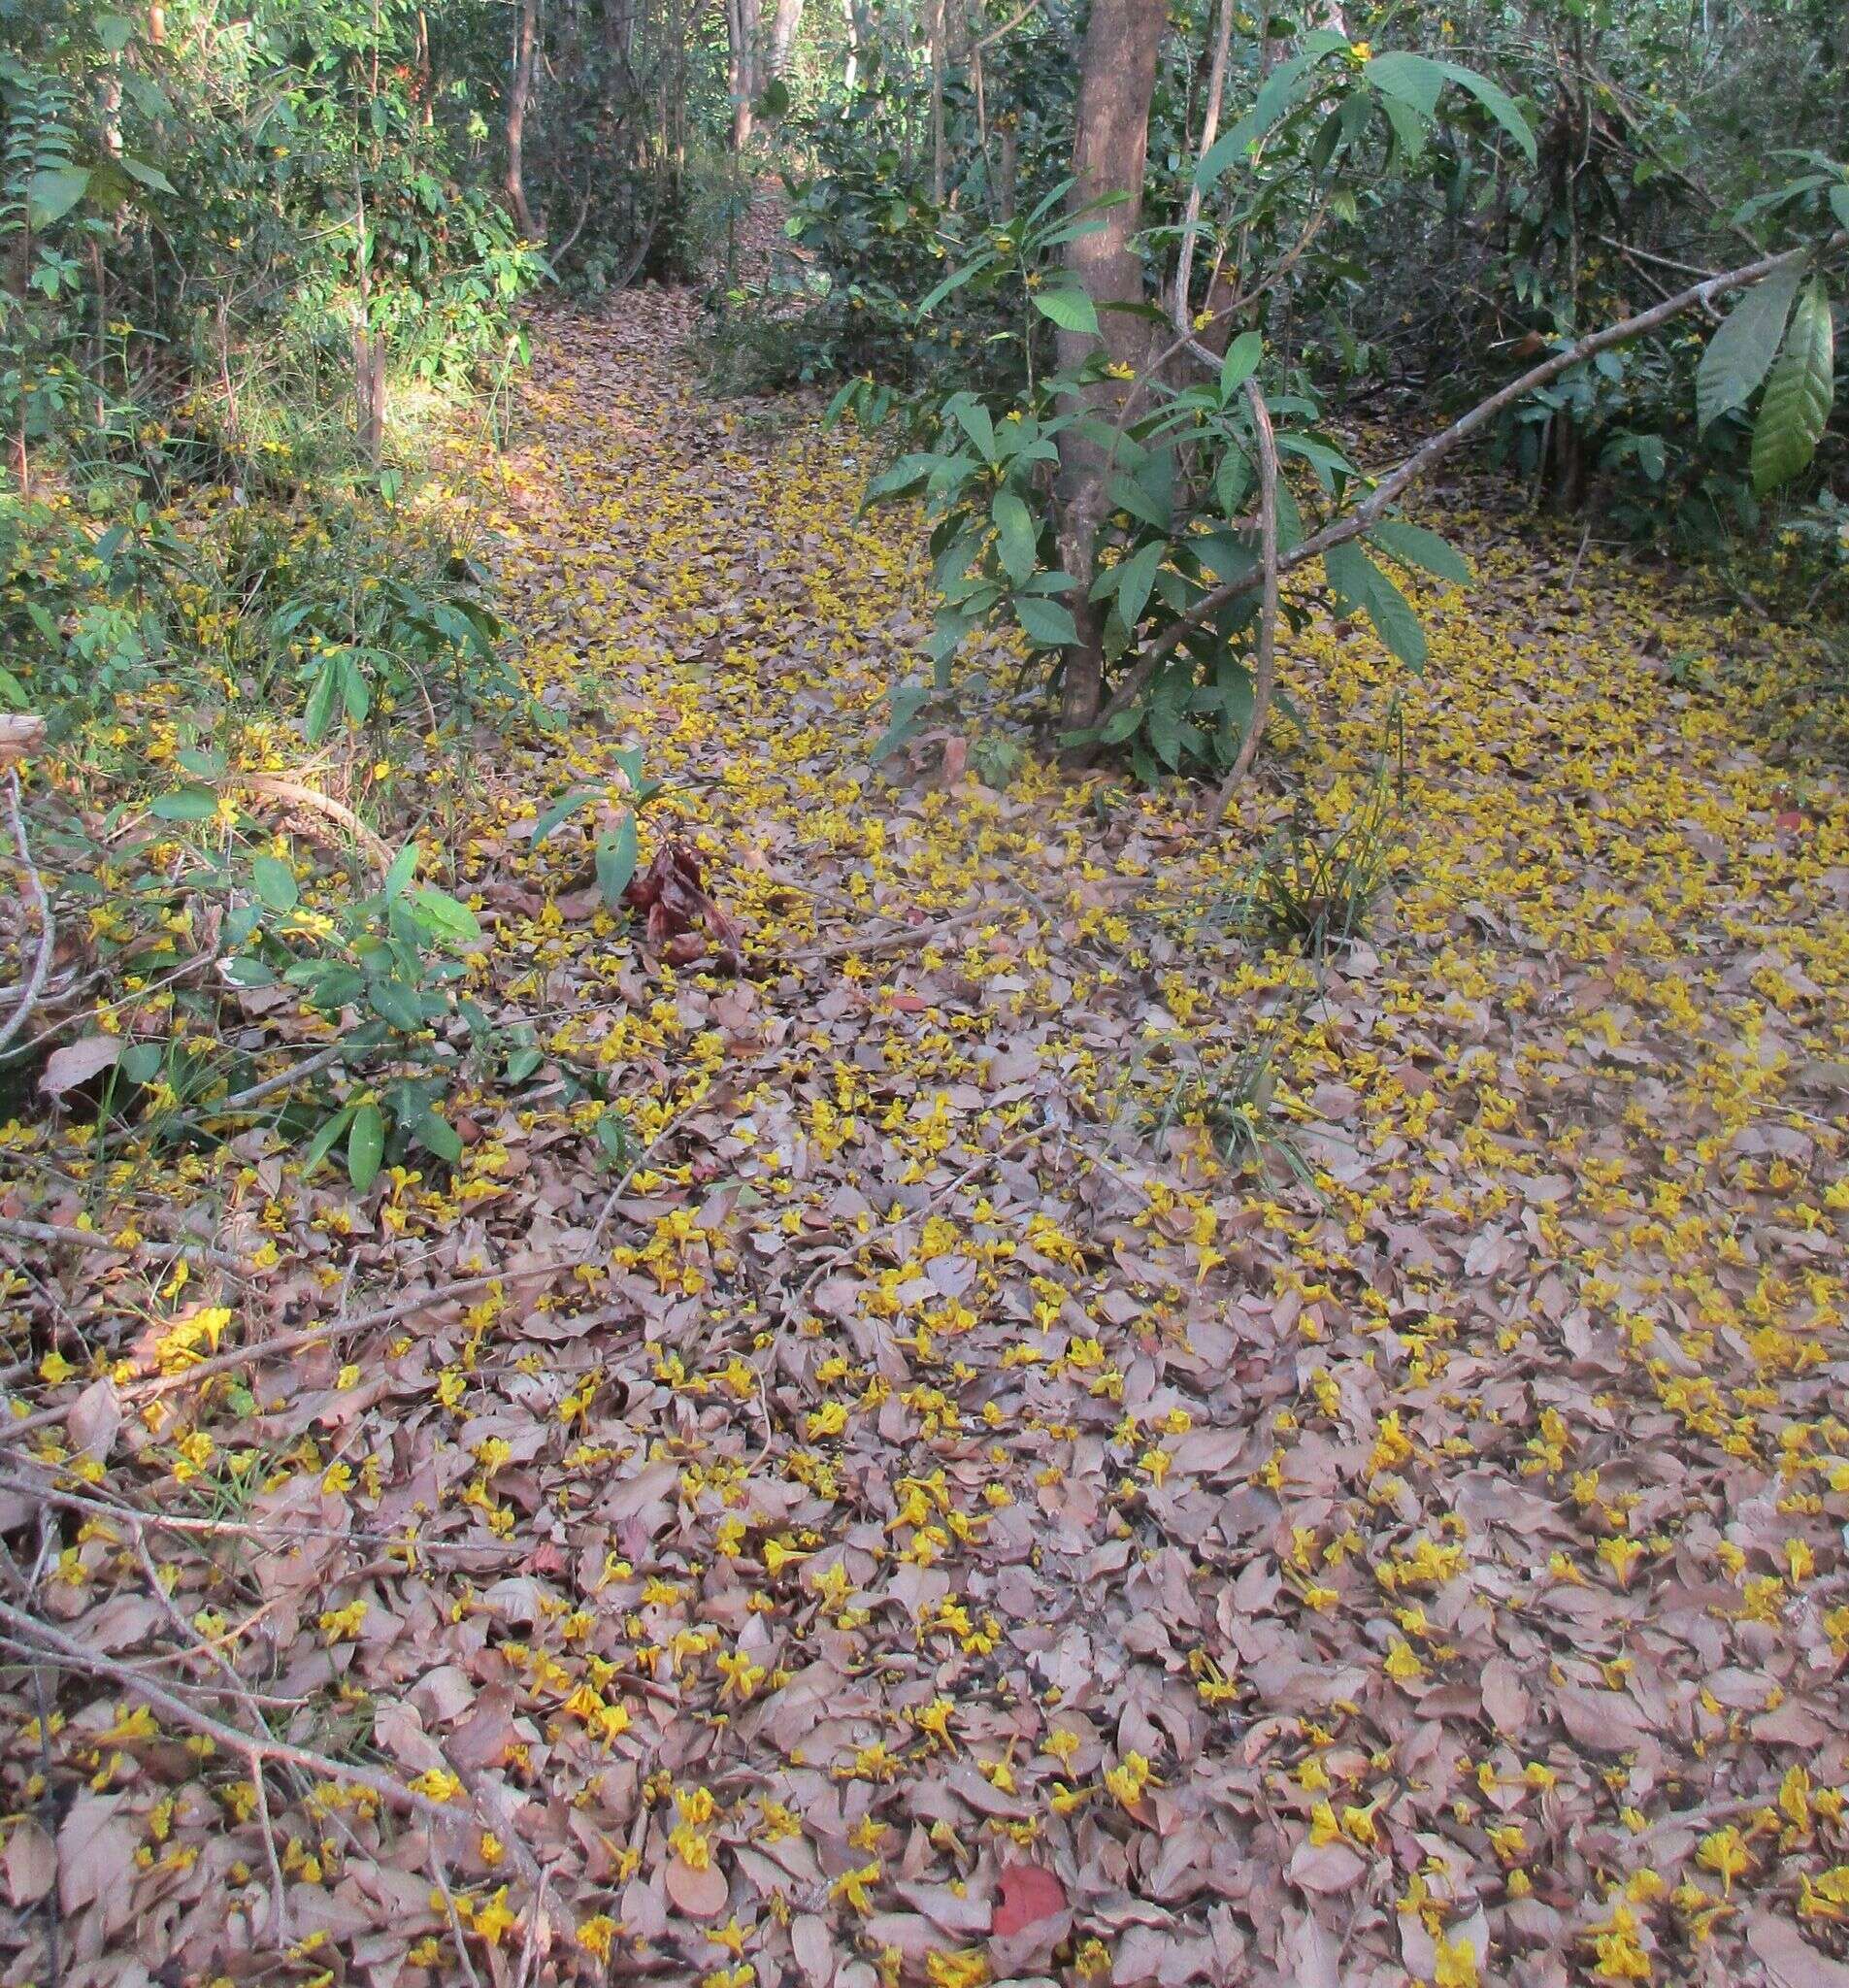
[28,165,90,228]
[150,786,220,822]
[347,1103,385,1191]
[1751,279,1835,493]
[991,489,1039,587]
[1370,520,1473,587]
[596,814,640,907]
[1697,261,1802,431]
[1031,286,1100,337]
[250,855,299,912]
[1012,594,1078,647]
[406,887,482,948]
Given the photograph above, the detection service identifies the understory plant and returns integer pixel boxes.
[835,35,1847,796]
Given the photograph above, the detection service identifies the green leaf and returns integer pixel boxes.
[97,12,135,50]
[915,253,994,317]
[1012,594,1078,648]
[991,489,1039,587]
[1194,33,1349,186]
[949,396,997,460]
[250,855,299,912]
[303,1105,356,1176]
[1832,184,1849,232]
[533,787,602,844]
[1218,331,1263,406]
[1697,260,1802,431]
[1370,520,1473,587]
[1031,286,1100,337]
[1113,541,1164,632]
[1432,59,1536,163]
[1324,541,1428,673]
[28,165,90,228]
[1364,50,1444,117]
[367,977,425,1032]
[383,842,418,901]
[413,1109,463,1166]
[150,786,220,822]
[117,154,176,195]
[1751,279,1835,494]
[347,1104,385,1192]
[596,815,640,907]
[406,887,482,948]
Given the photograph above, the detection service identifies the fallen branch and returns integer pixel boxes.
[0,1595,490,1842]
[786,902,996,966]
[0,1214,248,1274]
[1,1263,593,1440]
[1207,378,1279,827]
[0,768,54,1058]
[238,775,393,874]
[0,714,46,770]
[1092,228,1849,745]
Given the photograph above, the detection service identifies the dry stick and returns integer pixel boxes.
[0,769,54,1058]
[128,1528,291,1940]
[1207,377,1279,827]
[238,775,393,874]
[0,1472,507,1561]
[1,1264,588,1440]
[0,1213,248,1274]
[785,902,996,966]
[215,1041,349,1115]
[0,1595,479,1835]
[1092,228,1849,744]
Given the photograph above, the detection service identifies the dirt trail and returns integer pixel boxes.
[15,291,1849,1988]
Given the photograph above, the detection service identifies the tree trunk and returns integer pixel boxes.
[841,0,862,89]
[768,0,804,77]
[1051,0,1168,738]
[726,0,757,148]
[506,0,541,238]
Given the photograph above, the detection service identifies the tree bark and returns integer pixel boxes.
[841,0,862,89]
[1051,0,1168,739]
[768,0,805,77]
[506,0,541,238]
[726,0,758,148]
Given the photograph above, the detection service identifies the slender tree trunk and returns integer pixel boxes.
[925,0,947,203]
[841,0,861,89]
[768,0,804,77]
[726,0,757,147]
[1051,0,1168,738]
[1172,0,1232,331]
[507,0,541,237]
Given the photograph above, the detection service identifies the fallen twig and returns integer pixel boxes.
[785,902,997,966]
[238,775,394,874]
[0,1595,476,1836]
[0,1213,248,1274]
[1,1262,597,1440]
[0,769,54,1058]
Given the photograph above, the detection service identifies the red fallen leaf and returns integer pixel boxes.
[1775,808,1805,831]
[890,993,927,1012]
[991,1862,1065,1937]
[522,1541,569,1575]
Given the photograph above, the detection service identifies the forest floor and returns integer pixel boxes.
[8,290,1849,1988]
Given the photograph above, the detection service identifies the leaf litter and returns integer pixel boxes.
[4,289,1849,1988]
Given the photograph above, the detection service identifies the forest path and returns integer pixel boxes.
[32,292,1849,1988]
[414,291,1849,1983]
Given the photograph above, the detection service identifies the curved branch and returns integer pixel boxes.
[1092,228,1849,743]
[0,769,54,1057]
